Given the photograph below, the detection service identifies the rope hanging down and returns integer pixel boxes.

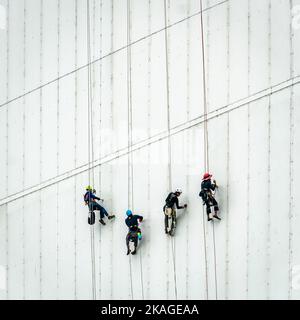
[126,0,145,300]
[126,0,134,300]
[163,0,178,300]
[199,0,218,300]
[86,0,96,301]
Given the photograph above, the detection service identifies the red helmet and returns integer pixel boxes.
[202,173,212,180]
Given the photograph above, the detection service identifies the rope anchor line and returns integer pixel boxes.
[200,0,218,300]
[126,0,144,301]
[86,0,96,301]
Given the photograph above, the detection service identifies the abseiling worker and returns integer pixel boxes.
[163,188,187,234]
[84,186,115,225]
[199,173,221,221]
[125,210,143,255]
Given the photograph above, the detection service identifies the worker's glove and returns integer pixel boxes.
[213,180,218,188]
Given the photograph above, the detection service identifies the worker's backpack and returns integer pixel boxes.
[165,193,176,208]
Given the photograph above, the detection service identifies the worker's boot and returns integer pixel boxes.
[207,213,213,221]
[108,215,115,220]
[99,219,106,225]
[213,212,221,220]
[131,249,137,255]
[127,248,131,255]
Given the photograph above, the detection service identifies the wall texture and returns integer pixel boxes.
[0,0,300,300]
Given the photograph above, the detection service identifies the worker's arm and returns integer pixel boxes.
[210,180,218,190]
[136,215,143,222]
[175,198,187,209]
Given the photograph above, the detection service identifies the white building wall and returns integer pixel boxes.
[0,0,300,300]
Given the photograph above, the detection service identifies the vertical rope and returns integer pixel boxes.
[86,0,96,301]
[56,0,61,298]
[200,0,218,300]
[74,0,78,300]
[266,0,271,299]
[126,0,134,301]
[5,0,9,300]
[225,0,230,300]
[199,0,209,300]
[185,0,191,300]
[146,0,152,300]
[98,0,103,300]
[109,0,114,300]
[225,113,230,300]
[163,0,178,300]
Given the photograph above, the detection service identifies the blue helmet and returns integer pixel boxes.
[126,210,133,217]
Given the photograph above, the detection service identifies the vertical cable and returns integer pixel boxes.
[200,0,218,300]
[266,0,271,299]
[199,0,209,300]
[86,0,96,300]
[109,0,114,300]
[5,0,9,300]
[98,0,103,300]
[225,113,230,300]
[185,0,191,300]
[163,0,178,300]
[225,0,230,300]
[74,0,78,300]
[126,0,134,301]
[146,0,152,300]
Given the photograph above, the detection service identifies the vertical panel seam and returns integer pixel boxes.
[22,0,27,300]
[39,0,43,300]
[74,0,78,300]
[288,0,295,300]
[246,0,251,299]
[266,0,272,300]
[225,0,230,300]
[5,0,9,300]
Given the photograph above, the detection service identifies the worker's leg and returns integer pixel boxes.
[172,209,177,228]
[132,236,138,255]
[212,197,221,220]
[164,211,169,233]
[205,200,212,221]
[126,233,131,255]
[99,205,108,219]
[212,197,219,212]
